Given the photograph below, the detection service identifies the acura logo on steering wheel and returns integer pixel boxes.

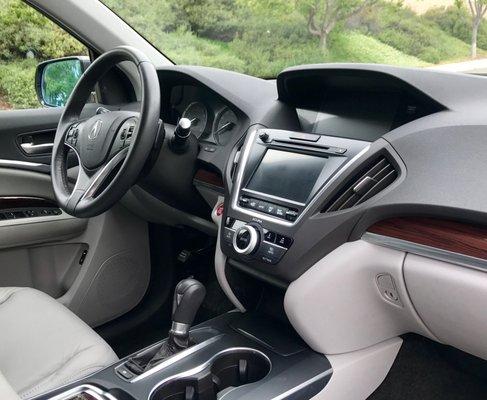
[88,120,103,140]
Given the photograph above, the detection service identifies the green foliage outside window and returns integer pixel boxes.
[41,59,83,107]
[0,0,85,110]
[2,0,487,110]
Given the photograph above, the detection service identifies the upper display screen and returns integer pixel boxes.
[246,149,327,204]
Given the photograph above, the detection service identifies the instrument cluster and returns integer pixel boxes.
[170,85,241,146]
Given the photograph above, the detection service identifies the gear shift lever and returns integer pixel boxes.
[170,278,206,349]
[125,278,206,373]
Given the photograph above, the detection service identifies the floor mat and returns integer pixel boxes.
[368,334,487,400]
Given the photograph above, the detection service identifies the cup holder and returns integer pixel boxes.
[150,348,271,400]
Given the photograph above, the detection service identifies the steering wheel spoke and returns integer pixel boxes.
[82,146,130,200]
[65,147,130,213]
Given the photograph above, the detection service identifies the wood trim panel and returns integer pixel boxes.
[368,217,487,260]
[194,169,224,189]
[0,196,57,210]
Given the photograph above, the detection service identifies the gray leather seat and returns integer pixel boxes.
[0,287,118,399]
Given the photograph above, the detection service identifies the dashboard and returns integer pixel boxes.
[130,63,487,286]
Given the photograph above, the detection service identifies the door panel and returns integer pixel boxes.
[0,105,101,165]
[0,242,87,298]
[0,108,151,327]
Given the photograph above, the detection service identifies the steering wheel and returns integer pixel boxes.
[51,46,161,218]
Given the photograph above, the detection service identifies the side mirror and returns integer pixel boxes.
[35,56,90,107]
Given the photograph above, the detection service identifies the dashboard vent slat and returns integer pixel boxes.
[323,156,398,213]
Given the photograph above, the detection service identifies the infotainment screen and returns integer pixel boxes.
[246,149,327,204]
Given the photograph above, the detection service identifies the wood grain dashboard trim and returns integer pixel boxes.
[193,169,224,189]
[367,217,487,261]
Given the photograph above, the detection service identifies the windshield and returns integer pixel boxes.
[103,0,487,77]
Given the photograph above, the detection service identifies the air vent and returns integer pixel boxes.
[323,156,398,212]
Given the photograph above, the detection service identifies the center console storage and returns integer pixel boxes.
[150,348,270,400]
[39,312,332,400]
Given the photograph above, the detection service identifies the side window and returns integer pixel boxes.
[0,0,88,110]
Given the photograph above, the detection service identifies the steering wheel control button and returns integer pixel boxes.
[233,225,259,255]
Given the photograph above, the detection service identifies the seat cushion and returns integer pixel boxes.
[0,371,19,400]
[0,287,118,399]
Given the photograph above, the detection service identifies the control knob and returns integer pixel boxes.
[171,117,192,151]
[233,225,260,255]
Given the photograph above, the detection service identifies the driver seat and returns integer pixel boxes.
[0,287,118,399]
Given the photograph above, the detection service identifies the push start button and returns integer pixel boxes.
[232,225,259,255]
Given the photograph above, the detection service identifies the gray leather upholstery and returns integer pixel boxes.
[0,287,118,399]
[0,371,19,400]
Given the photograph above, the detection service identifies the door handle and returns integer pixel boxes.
[20,142,54,155]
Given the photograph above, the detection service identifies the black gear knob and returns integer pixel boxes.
[171,278,206,342]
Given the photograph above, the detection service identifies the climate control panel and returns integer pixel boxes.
[222,219,293,265]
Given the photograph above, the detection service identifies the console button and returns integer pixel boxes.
[265,203,276,215]
[275,206,287,218]
[239,196,250,207]
[258,242,287,264]
[223,228,235,245]
[4,212,15,219]
[117,366,134,380]
[236,229,251,248]
[248,198,259,209]
[256,201,267,212]
[276,234,293,248]
[285,210,299,222]
[233,225,260,255]
[263,230,276,243]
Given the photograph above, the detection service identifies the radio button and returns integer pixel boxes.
[275,206,287,218]
[256,201,267,212]
[265,203,276,215]
[248,198,259,209]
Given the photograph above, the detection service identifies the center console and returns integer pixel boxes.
[222,127,369,267]
[38,280,332,400]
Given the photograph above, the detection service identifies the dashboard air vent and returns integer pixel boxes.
[323,156,398,212]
